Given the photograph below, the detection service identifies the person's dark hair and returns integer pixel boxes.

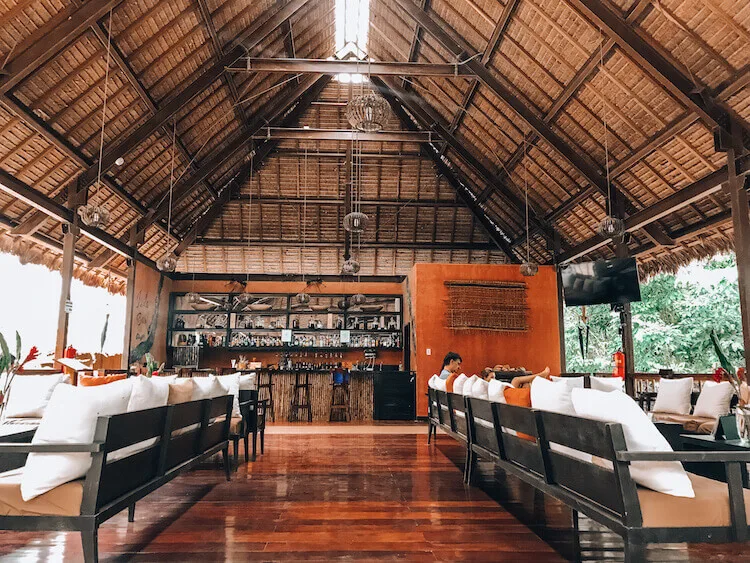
[442,352,462,368]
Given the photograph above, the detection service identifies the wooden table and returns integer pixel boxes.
[0,422,37,472]
[680,433,750,487]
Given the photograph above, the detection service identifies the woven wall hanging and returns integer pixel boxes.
[445,281,529,332]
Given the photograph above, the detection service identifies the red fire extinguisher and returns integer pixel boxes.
[612,349,625,379]
[64,345,77,359]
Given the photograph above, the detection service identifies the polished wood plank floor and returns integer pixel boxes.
[1,426,749,561]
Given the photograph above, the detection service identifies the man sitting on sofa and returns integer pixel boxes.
[439,352,462,380]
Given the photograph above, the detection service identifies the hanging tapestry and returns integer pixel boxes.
[445,281,529,332]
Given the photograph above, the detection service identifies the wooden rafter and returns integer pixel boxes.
[250,128,435,141]
[194,239,497,250]
[231,195,464,207]
[391,0,675,248]
[234,59,475,76]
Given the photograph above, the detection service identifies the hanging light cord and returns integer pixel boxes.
[599,30,612,215]
[247,144,253,282]
[166,119,177,246]
[94,9,114,206]
[302,145,308,282]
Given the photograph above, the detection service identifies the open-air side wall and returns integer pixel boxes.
[408,263,562,416]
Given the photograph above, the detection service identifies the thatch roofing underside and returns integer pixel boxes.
[0,0,748,291]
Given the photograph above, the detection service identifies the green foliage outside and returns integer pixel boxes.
[564,254,745,374]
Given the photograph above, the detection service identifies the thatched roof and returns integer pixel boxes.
[0,0,748,283]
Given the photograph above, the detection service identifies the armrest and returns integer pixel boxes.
[0,442,103,453]
[616,451,750,462]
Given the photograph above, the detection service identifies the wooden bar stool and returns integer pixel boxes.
[258,372,275,422]
[289,372,312,422]
[329,380,351,422]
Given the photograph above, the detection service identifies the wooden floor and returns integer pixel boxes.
[1,426,749,562]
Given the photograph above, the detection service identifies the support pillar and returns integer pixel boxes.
[613,231,636,397]
[121,259,136,369]
[728,129,750,374]
[54,216,79,367]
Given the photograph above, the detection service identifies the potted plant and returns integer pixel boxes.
[710,330,750,442]
[0,332,39,423]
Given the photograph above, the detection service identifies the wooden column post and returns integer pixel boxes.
[121,259,136,369]
[613,230,636,397]
[556,266,567,373]
[54,216,79,366]
[727,128,750,373]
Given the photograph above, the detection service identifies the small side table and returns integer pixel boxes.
[680,433,750,487]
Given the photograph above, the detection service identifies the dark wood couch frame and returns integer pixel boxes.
[0,395,233,563]
[427,388,750,561]
[230,389,267,464]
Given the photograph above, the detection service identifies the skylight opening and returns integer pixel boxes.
[334,0,370,83]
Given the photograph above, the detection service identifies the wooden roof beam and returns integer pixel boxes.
[0,0,125,94]
[404,0,430,87]
[372,77,519,262]
[235,59,475,76]
[76,0,312,191]
[231,195,466,207]
[194,239,498,251]
[564,0,750,150]
[250,128,435,142]
[392,0,674,248]
[557,154,750,263]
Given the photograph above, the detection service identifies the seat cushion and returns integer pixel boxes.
[0,468,82,516]
[78,373,127,386]
[652,412,717,434]
[639,472,750,528]
[229,416,243,435]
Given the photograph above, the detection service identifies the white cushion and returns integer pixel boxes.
[4,374,67,418]
[693,381,734,419]
[433,376,447,392]
[653,377,694,414]
[191,375,229,401]
[127,375,170,412]
[590,376,625,392]
[428,375,438,390]
[239,372,256,390]
[452,374,468,395]
[550,376,585,389]
[572,388,695,498]
[462,375,479,396]
[470,378,489,400]
[21,378,133,501]
[216,373,241,417]
[532,377,592,463]
[149,374,177,395]
[488,379,512,403]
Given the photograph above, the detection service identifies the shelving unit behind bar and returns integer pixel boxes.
[167,292,403,368]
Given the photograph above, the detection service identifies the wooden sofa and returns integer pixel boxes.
[429,389,750,561]
[229,389,267,464]
[0,395,233,563]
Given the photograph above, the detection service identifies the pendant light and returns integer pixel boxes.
[595,34,625,241]
[185,272,201,304]
[520,134,538,277]
[345,24,388,132]
[78,10,114,229]
[295,147,311,306]
[237,146,255,306]
[156,120,178,272]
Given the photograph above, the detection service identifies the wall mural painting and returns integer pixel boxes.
[129,264,166,365]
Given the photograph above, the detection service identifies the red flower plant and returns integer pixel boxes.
[713,367,727,384]
[17,346,39,373]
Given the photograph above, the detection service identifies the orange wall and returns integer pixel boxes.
[409,263,561,415]
[167,279,405,369]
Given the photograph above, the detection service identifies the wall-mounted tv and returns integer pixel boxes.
[561,257,641,307]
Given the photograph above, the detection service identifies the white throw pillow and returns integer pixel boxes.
[470,378,489,400]
[127,375,170,412]
[462,375,479,396]
[550,376,585,389]
[21,378,133,501]
[693,381,734,419]
[488,379,512,403]
[433,376,447,392]
[4,374,67,418]
[571,388,694,497]
[590,376,625,392]
[653,377,694,414]
[452,374,468,395]
[428,375,438,390]
[191,375,229,401]
[239,372,256,390]
[216,373,241,417]
[532,377,592,463]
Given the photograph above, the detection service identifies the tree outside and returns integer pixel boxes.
[564,254,744,374]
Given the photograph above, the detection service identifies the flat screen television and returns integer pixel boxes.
[561,257,641,307]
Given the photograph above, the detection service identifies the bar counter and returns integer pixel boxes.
[251,369,414,422]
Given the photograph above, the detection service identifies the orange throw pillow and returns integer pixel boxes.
[502,387,535,442]
[79,373,127,386]
[445,373,458,393]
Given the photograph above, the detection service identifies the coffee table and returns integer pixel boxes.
[680,433,750,487]
[0,422,37,473]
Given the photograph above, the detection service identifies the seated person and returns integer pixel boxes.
[439,352,462,380]
[510,366,551,388]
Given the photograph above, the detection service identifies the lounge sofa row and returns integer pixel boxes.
[428,388,750,562]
